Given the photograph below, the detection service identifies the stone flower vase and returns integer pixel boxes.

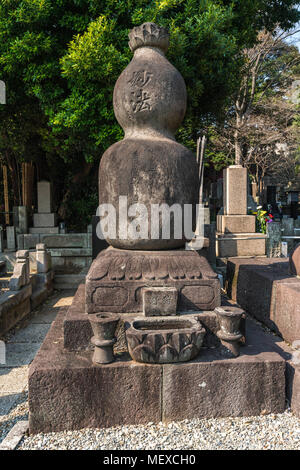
[99,22,199,250]
[89,313,120,364]
[215,306,244,357]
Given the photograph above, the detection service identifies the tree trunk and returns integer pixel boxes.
[234,113,243,166]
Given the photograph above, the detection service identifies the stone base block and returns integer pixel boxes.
[85,247,221,313]
[33,213,57,228]
[216,233,266,257]
[29,227,59,234]
[217,215,256,234]
[29,304,286,434]
[226,257,300,344]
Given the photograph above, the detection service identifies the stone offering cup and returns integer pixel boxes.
[215,306,244,357]
[89,313,120,364]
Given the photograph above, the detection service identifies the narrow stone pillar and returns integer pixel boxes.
[266,222,282,258]
[223,165,248,215]
[6,226,16,251]
[9,250,30,290]
[36,243,50,273]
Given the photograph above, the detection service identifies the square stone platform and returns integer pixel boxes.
[28,285,287,434]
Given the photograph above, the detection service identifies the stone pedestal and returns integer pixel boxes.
[85,247,221,313]
[6,226,16,251]
[28,294,287,434]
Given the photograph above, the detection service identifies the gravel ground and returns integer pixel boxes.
[15,410,300,450]
[0,391,28,444]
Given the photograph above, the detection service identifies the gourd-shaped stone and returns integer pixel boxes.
[99,22,199,250]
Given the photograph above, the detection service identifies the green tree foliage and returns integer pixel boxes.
[0,0,299,225]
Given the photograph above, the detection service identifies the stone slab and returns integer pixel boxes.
[31,286,49,310]
[29,305,286,434]
[86,247,221,313]
[29,227,59,234]
[0,285,32,335]
[8,323,51,344]
[1,342,42,368]
[13,206,28,234]
[272,282,300,344]
[216,233,266,257]
[217,215,256,234]
[226,257,300,343]
[37,181,52,214]
[40,233,88,248]
[33,213,57,228]
[29,307,162,434]
[6,226,16,251]
[23,234,40,250]
[54,274,86,290]
[0,420,29,450]
[223,166,247,215]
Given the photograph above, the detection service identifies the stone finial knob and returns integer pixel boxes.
[128,22,169,53]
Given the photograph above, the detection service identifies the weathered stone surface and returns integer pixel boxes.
[216,233,266,257]
[29,306,287,433]
[33,213,57,228]
[142,287,178,316]
[37,181,52,214]
[13,206,28,234]
[9,250,30,291]
[217,215,256,234]
[226,257,300,343]
[126,316,206,363]
[65,284,243,352]
[29,307,162,434]
[86,247,221,313]
[29,227,59,234]
[0,284,32,335]
[266,222,282,258]
[162,318,286,421]
[6,226,16,251]
[223,166,247,215]
[272,281,300,344]
[290,242,300,276]
[40,233,87,248]
[24,234,40,250]
[99,23,198,250]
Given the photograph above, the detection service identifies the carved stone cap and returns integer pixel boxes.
[128,22,169,53]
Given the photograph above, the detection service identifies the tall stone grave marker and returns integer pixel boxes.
[216,165,266,257]
[29,181,59,234]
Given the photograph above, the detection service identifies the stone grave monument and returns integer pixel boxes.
[29,181,59,234]
[28,23,286,434]
[216,165,266,257]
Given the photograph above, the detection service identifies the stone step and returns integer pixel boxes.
[54,273,86,290]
